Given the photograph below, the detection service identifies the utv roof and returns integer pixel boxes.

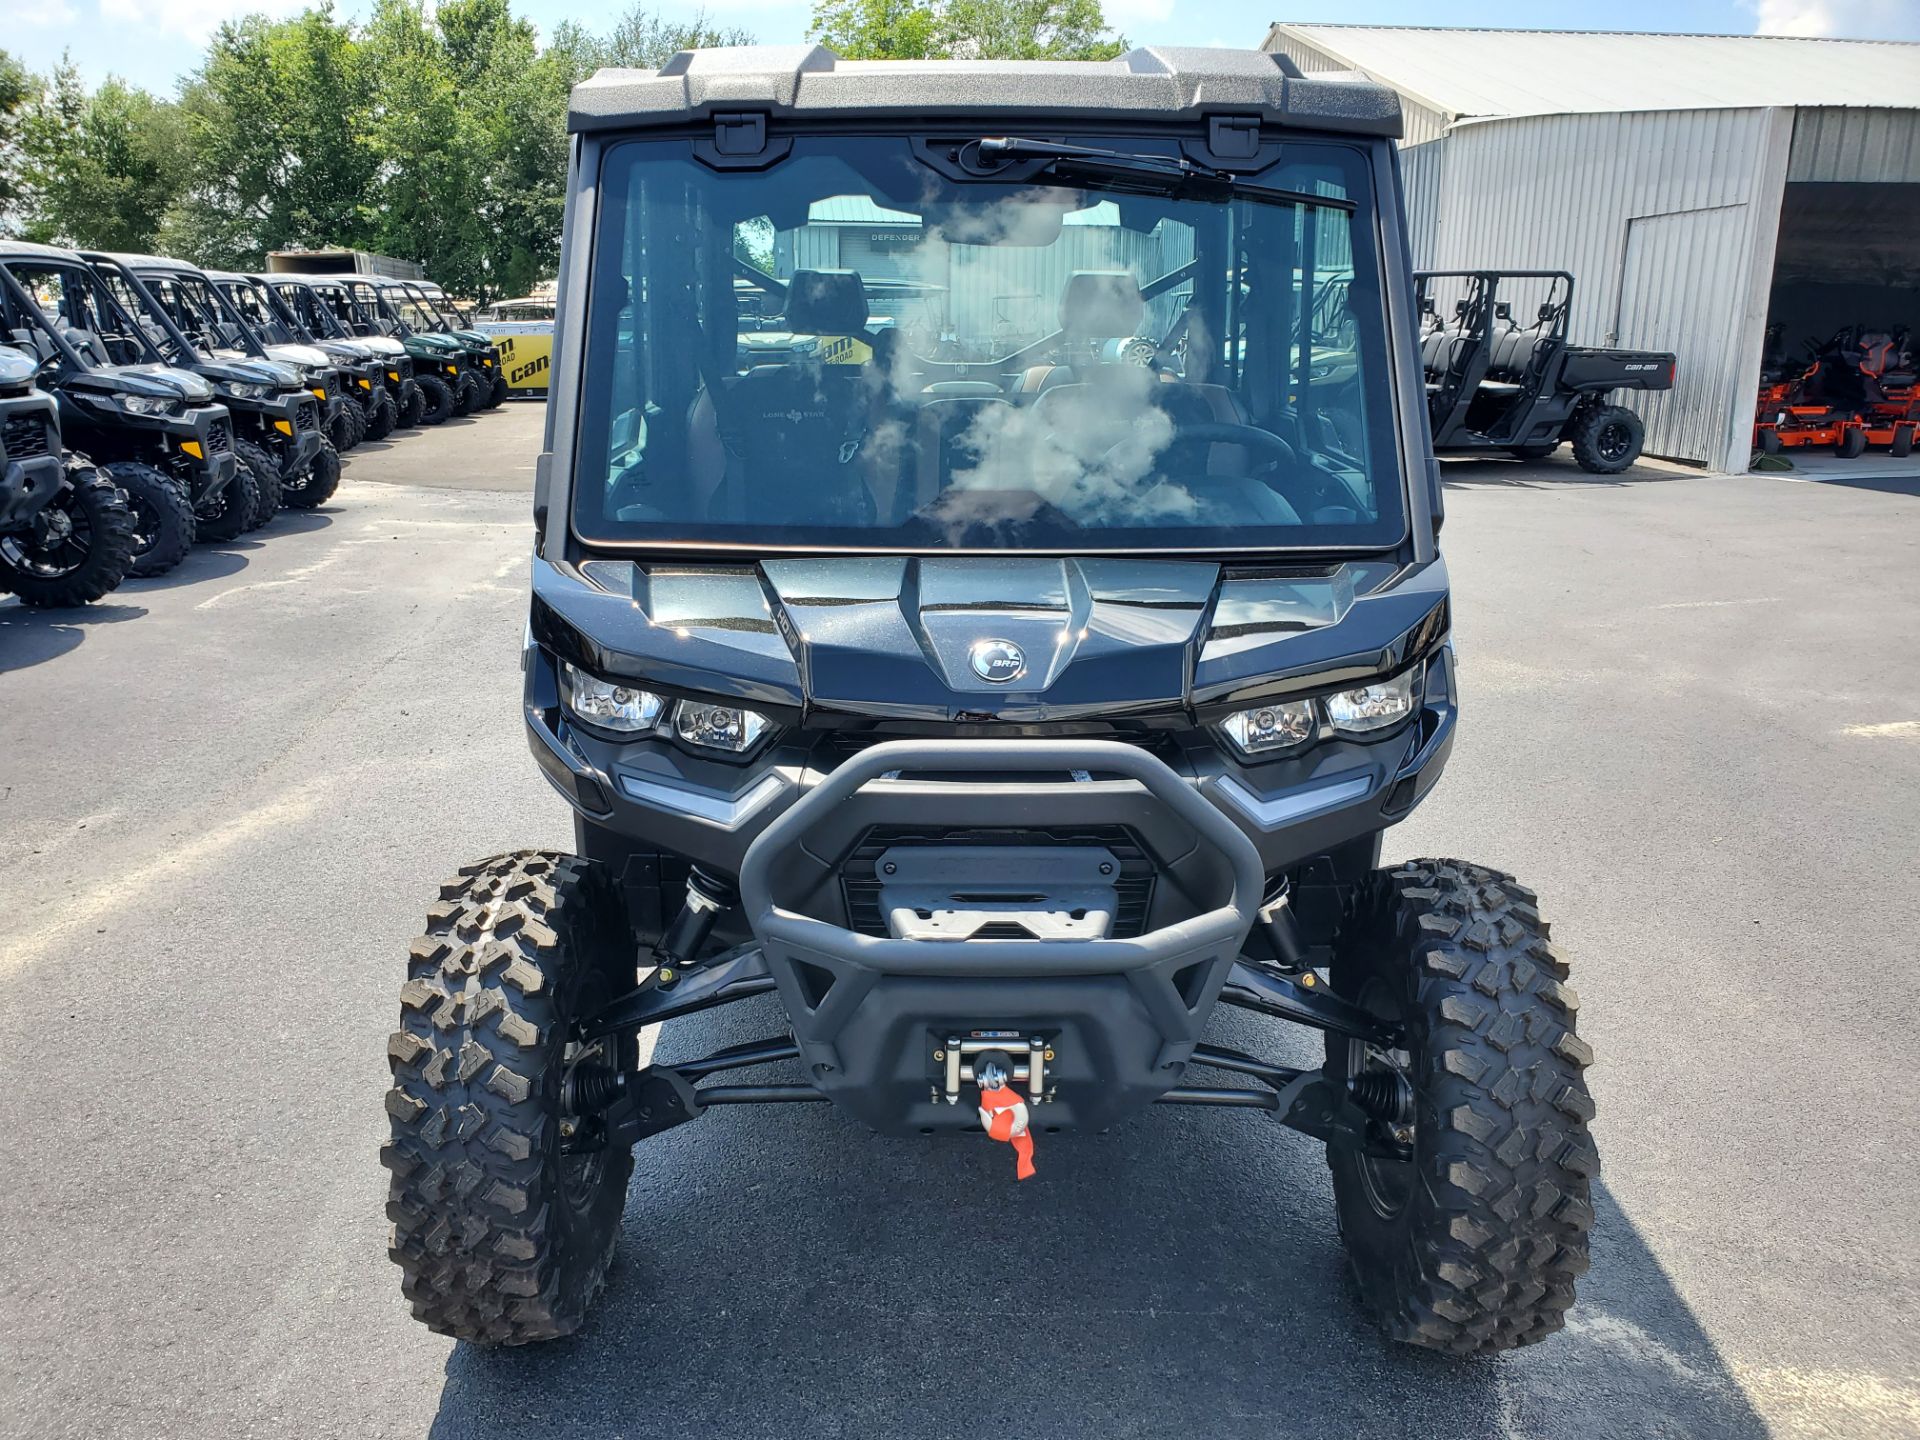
[93,251,205,274]
[568,45,1402,140]
[0,239,87,263]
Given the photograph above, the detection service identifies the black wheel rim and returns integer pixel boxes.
[558,1036,610,1213]
[125,492,159,557]
[0,495,91,578]
[1348,977,1417,1219]
[1597,422,1633,464]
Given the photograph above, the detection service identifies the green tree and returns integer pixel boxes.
[0,49,31,222]
[599,5,756,68]
[941,0,1124,58]
[19,61,191,250]
[168,6,377,267]
[812,0,1123,60]
[809,0,941,59]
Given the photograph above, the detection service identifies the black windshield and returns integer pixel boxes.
[575,134,1403,554]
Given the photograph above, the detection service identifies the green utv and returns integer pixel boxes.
[85,252,340,521]
[363,276,492,417]
[410,280,508,408]
[208,268,383,450]
[0,342,135,606]
[261,273,425,433]
[302,274,466,424]
[0,241,241,577]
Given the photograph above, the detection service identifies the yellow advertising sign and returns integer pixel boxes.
[816,334,872,366]
[482,328,554,393]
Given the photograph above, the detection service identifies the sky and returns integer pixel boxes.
[9,0,1920,96]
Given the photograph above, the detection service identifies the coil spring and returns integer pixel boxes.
[1348,1069,1414,1126]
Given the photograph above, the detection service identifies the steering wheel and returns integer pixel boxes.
[1100,421,1296,471]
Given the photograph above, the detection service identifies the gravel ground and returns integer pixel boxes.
[1,409,1915,1439]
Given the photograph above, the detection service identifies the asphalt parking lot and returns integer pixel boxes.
[2,406,1917,1440]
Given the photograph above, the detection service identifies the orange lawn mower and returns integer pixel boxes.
[1754,328,1871,458]
[1853,326,1918,457]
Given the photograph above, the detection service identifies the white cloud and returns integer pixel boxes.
[1750,0,1920,39]
[96,0,308,44]
[16,0,78,28]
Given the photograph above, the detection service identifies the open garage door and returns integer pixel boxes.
[1766,181,1920,347]
[1762,181,1920,476]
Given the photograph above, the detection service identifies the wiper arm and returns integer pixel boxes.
[973,137,1354,212]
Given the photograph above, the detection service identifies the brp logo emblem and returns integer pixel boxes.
[969,639,1027,684]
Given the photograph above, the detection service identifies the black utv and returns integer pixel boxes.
[0,343,135,606]
[259,273,424,433]
[383,48,1597,1357]
[0,241,242,576]
[205,267,383,450]
[84,252,340,521]
[1417,270,1674,472]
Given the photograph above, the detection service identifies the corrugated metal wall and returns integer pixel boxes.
[1260,33,1451,146]
[1422,107,1794,469]
[1790,107,1920,183]
[1399,140,1448,267]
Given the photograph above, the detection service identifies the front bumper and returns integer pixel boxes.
[175,408,239,509]
[735,739,1265,1133]
[0,453,64,531]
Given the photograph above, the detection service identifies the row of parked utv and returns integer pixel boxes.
[0,240,508,608]
[1754,324,1918,459]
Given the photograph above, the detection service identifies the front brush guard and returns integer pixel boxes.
[733,739,1267,1131]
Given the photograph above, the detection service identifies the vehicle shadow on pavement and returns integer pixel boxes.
[1439,457,1685,491]
[0,599,147,671]
[427,998,1770,1440]
[1798,471,1920,498]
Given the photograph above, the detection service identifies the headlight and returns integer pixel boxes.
[1220,699,1316,757]
[1325,668,1418,735]
[220,381,270,400]
[560,661,662,733]
[673,700,769,754]
[120,394,179,416]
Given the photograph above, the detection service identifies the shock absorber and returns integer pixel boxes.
[656,867,736,972]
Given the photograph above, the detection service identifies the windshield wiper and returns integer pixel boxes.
[973,137,1354,212]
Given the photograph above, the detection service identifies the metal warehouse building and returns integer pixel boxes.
[1262,24,1920,473]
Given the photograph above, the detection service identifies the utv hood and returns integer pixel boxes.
[358,336,407,357]
[535,555,1449,722]
[261,343,331,370]
[198,356,302,389]
[67,364,216,403]
[0,345,35,388]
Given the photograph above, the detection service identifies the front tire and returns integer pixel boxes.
[1327,859,1596,1355]
[234,439,281,531]
[193,463,259,543]
[398,381,427,429]
[281,439,341,509]
[487,371,508,407]
[107,461,195,577]
[1839,425,1867,459]
[0,462,136,607]
[452,371,481,416]
[1570,403,1644,474]
[384,852,637,1345]
[415,374,454,426]
[365,389,397,441]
